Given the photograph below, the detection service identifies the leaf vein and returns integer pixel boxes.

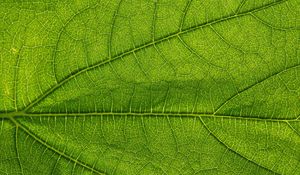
[22,0,288,112]
[10,111,300,122]
[9,117,106,175]
[199,116,281,175]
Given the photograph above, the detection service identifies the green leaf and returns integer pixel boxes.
[0,0,299,174]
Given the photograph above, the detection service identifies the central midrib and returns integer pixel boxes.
[2,110,299,122]
[22,0,286,112]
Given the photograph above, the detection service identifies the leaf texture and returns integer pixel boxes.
[0,0,299,174]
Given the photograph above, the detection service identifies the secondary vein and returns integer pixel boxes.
[22,0,287,112]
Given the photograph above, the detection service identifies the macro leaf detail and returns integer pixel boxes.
[0,0,299,174]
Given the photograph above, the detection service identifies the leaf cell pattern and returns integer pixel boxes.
[0,0,299,174]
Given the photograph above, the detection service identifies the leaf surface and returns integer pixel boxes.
[0,0,299,174]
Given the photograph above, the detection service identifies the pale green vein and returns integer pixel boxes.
[151,0,158,41]
[166,116,179,152]
[3,111,299,122]
[15,127,24,175]
[209,25,246,53]
[13,45,23,112]
[179,0,192,31]
[176,34,221,69]
[213,63,300,115]
[250,13,300,31]
[235,0,247,14]
[108,0,123,59]
[22,0,287,112]
[286,122,300,138]
[9,117,106,175]
[199,116,281,175]
[52,3,101,82]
